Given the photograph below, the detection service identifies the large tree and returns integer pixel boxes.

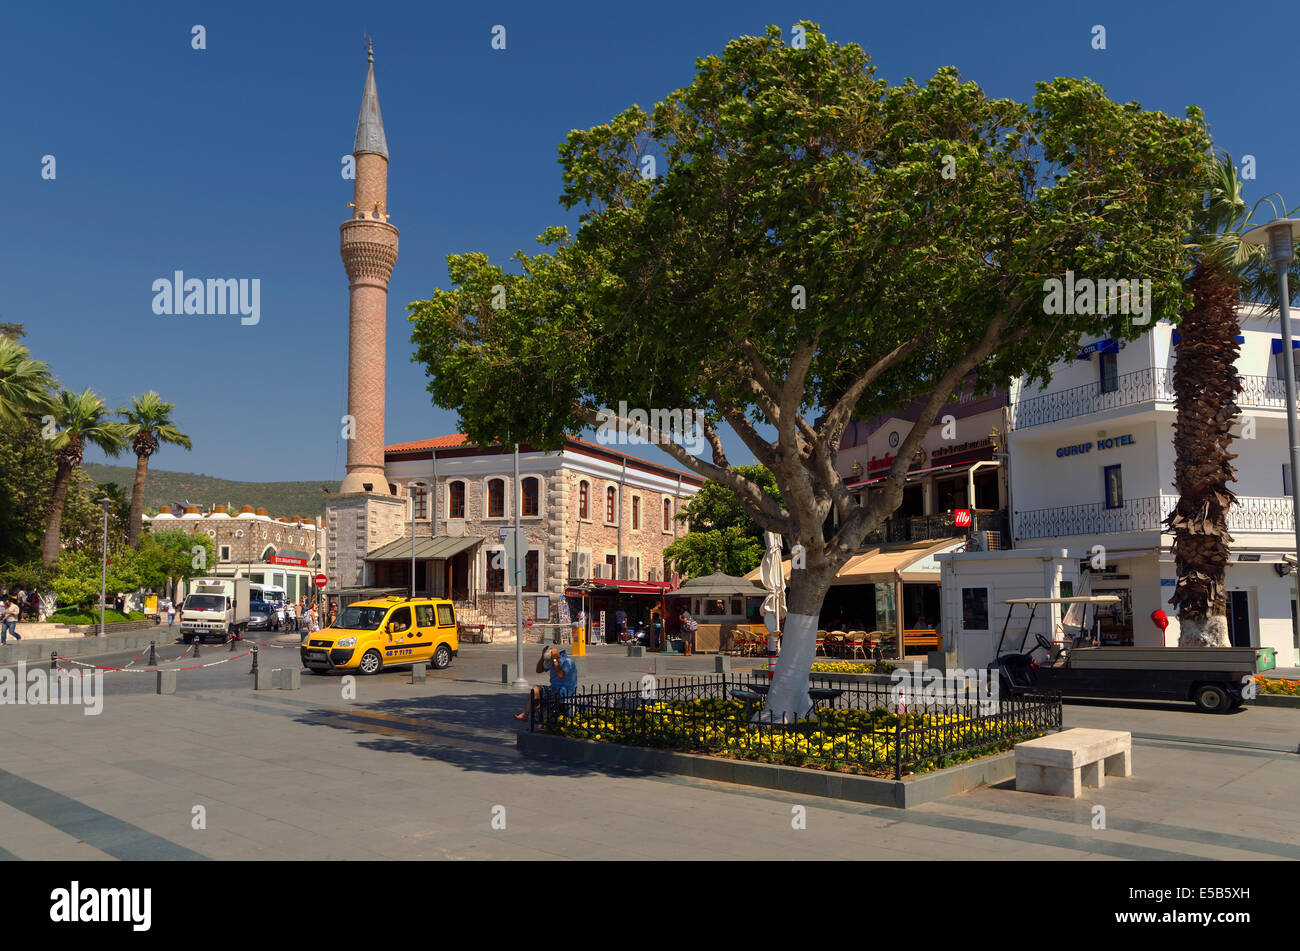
[665,464,781,577]
[0,335,54,427]
[119,391,192,547]
[410,24,1211,719]
[40,389,130,564]
[1165,155,1297,646]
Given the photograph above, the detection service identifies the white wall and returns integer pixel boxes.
[938,550,1078,669]
[1011,419,1161,515]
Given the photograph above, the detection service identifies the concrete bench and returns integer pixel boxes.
[1015,728,1132,798]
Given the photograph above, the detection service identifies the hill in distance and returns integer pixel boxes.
[84,464,337,519]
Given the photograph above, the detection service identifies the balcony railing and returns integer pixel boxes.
[863,509,1008,545]
[1011,367,1297,429]
[1015,495,1296,540]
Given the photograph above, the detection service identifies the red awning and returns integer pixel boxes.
[564,579,671,597]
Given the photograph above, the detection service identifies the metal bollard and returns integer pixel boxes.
[228,633,237,652]
[148,640,158,666]
[249,644,259,675]
[192,639,201,659]
[50,650,58,671]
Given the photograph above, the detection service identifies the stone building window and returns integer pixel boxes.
[522,477,540,517]
[220,546,231,562]
[606,486,617,524]
[663,498,672,532]
[632,496,640,530]
[524,550,539,592]
[449,481,466,519]
[411,484,428,519]
[579,481,589,520]
[486,548,505,592]
[487,478,505,518]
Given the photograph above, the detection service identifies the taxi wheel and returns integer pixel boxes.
[359,649,383,675]
[432,644,452,670]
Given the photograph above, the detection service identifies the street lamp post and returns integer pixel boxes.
[1242,218,1300,651]
[98,497,112,637]
[512,444,528,689]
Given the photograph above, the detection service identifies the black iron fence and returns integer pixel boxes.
[532,675,1061,779]
[861,509,1008,545]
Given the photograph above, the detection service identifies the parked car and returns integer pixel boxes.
[246,599,273,631]
[300,596,459,674]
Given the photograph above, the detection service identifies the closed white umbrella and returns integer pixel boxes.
[759,532,786,678]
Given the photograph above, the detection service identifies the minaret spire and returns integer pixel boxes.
[354,41,388,159]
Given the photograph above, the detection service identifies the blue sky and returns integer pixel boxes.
[6,0,1295,482]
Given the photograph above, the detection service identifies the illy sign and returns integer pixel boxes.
[954,509,973,528]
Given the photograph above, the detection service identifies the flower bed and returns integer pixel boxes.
[811,660,897,674]
[1256,677,1300,696]
[537,677,1059,779]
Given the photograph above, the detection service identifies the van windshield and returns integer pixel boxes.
[335,606,388,631]
[184,595,226,611]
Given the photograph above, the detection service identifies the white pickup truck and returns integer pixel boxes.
[180,578,251,644]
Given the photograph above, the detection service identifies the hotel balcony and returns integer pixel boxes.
[1014,495,1296,540]
[1010,368,1298,430]
[862,508,1009,546]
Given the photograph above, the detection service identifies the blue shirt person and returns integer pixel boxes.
[515,646,580,722]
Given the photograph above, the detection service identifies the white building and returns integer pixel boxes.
[1003,306,1299,665]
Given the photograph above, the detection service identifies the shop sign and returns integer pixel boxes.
[1056,433,1135,458]
[932,438,992,461]
[954,509,972,528]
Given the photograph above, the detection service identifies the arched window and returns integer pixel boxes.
[663,498,672,531]
[449,481,466,519]
[579,481,589,520]
[632,496,640,530]
[524,550,539,592]
[487,478,505,518]
[261,546,276,562]
[522,477,539,517]
[606,486,617,523]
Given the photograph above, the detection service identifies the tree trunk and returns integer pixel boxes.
[128,452,149,547]
[757,561,839,723]
[41,461,75,564]
[1178,615,1230,648]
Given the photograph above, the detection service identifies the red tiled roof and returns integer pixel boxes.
[384,433,703,484]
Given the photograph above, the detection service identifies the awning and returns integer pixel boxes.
[846,460,979,491]
[564,579,671,597]
[1271,338,1300,354]
[834,538,962,585]
[741,538,961,586]
[665,571,766,598]
[1076,338,1120,359]
[364,535,483,561]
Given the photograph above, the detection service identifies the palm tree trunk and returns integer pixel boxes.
[41,460,75,564]
[128,452,149,547]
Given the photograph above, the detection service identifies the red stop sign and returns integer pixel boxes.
[314,573,328,588]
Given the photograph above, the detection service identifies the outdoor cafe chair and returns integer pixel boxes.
[815,631,827,656]
[865,631,884,660]
[827,630,847,658]
[845,630,867,660]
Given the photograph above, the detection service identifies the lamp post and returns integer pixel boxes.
[512,444,528,689]
[1241,218,1300,650]
[98,497,112,637]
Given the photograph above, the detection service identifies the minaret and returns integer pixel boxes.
[339,42,398,495]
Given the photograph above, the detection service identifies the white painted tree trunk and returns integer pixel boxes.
[1178,615,1230,648]
[755,612,818,723]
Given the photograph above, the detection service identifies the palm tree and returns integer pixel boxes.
[40,389,130,564]
[1165,154,1295,646]
[119,392,192,547]
[0,336,55,426]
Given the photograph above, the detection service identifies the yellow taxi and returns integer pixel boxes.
[300,597,459,675]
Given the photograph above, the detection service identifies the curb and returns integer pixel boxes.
[516,731,1016,808]
[1251,693,1300,709]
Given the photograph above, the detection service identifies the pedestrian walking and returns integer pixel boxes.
[1,597,21,644]
[167,600,176,627]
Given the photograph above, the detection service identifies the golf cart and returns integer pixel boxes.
[988,597,1263,714]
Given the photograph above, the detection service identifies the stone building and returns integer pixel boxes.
[325,435,702,623]
[145,505,324,603]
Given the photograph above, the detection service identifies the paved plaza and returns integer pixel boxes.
[1,638,1298,861]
